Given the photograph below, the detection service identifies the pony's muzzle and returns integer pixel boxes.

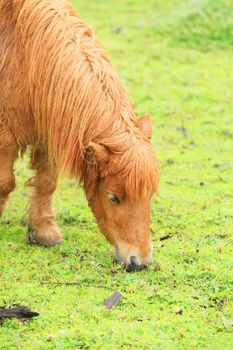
[125,256,147,272]
[115,241,152,272]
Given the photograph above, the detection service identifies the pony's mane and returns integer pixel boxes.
[109,143,159,201]
[83,140,159,202]
[13,0,159,199]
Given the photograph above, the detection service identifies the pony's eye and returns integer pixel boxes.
[107,193,120,205]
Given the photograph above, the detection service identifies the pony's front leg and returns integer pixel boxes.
[26,148,62,246]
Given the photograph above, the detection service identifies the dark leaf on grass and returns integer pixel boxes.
[160,234,174,241]
[104,291,123,309]
[0,306,39,319]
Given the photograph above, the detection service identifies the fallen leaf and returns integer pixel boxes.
[103,291,123,309]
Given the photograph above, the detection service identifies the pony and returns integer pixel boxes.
[0,0,160,271]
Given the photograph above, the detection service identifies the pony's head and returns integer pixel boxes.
[84,114,159,271]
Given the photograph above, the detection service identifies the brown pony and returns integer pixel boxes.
[0,0,159,271]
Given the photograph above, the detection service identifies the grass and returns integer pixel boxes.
[0,0,233,348]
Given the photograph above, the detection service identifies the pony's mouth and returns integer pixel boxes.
[125,256,148,272]
[115,245,148,272]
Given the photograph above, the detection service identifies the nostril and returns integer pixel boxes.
[130,256,138,268]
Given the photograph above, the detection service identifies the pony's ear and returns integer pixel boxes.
[88,142,109,163]
[137,113,152,140]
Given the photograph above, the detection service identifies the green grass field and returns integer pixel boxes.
[0,0,233,349]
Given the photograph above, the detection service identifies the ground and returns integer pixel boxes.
[0,0,233,349]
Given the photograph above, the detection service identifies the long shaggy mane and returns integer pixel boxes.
[3,0,159,200]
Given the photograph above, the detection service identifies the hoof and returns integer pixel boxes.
[26,224,63,247]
